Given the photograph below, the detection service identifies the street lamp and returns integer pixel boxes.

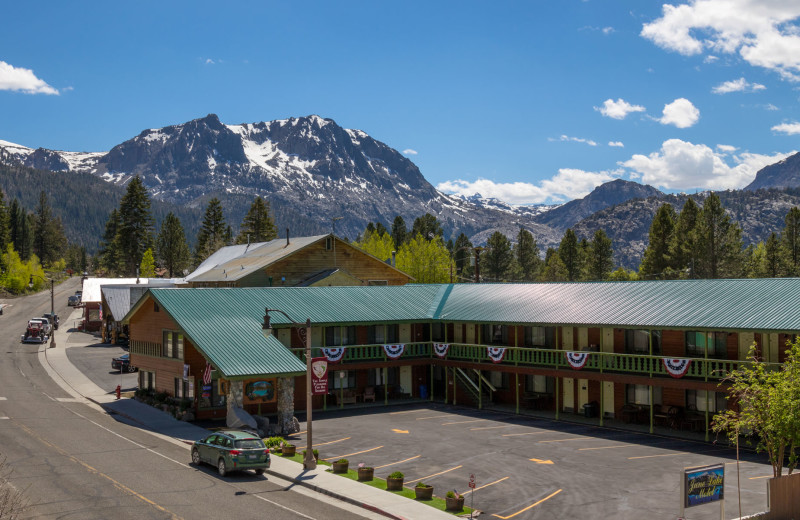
[262,308,316,471]
[29,274,56,349]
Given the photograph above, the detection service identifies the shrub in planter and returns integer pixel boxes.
[386,471,404,491]
[332,458,349,474]
[446,490,465,511]
[281,443,296,456]
[414,481,434,500]
[302,449,320,462]
[357,462,374,481]
[264,436,284,452]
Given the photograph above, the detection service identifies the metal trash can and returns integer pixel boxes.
[419,385,428,399]
[583,401,598,418]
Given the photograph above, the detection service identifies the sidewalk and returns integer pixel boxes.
[39,309,457,520]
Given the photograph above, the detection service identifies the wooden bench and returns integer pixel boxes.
[340,390,358,405]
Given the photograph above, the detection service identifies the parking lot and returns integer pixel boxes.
[287,404,772,519]
[65,337,137,395]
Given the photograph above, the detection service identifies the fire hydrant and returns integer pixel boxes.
[115,385,121,400]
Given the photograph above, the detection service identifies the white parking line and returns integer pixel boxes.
[0,397,7,400]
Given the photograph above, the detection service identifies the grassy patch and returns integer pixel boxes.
[279,455,473,515]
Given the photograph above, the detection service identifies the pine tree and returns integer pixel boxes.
[139,248,156,277]
[8,199,22,255]
[559,229,580,281]
[375,222,387,237]
[453,233,473,279]
[411,213,443,241]
[156,212,191,277]
[765,233,782,278]
[694,193,743,279]
[391,215,408,249]
[541,248,568,282]
[98,209,121,274]
[640,203,677,279]
[781,206,800,276]
[0,189,9,251]
[195,198,228,264]
[235,196,277,244]
[588,229,614,281]
[116,176,155,276]
[485,231,513,281]
[671,198,701,277]
[514,228,541,282]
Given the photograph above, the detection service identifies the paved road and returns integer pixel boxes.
[0,278,375,520]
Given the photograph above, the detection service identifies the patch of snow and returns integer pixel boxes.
[59,151,104,172]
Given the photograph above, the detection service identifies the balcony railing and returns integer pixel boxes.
[296,342,781,381]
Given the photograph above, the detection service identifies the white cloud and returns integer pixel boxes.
[704,55,719,63]
[641,1,800,79]
[402,149,418,155]
[609,141,625,147]
[550,135,598,146]
[716,144,738,152]
[772,122,800,135]
[0,61,58,95]
[622,138,793,190]
[711,77,766,94]
[764,103,780,111]
[437,168,618,204]
[595,98,646,119]
[659,98,700,128]
[602,27,615,35]
[205,59,215,65]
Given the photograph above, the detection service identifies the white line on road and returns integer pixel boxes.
[0,417,9,420]
[0,397,7,400]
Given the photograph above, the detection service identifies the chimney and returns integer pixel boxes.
[391,250,396,267]
[286,228,290,247]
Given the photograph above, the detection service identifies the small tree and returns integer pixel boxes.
[713,339,800,477]
[139,248,156,278]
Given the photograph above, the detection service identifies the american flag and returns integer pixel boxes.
[202,363,213,385]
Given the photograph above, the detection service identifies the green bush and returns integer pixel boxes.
[264,436,284,449]
[415,481,429,488]
[388,471,404,479]
[335,458,348,464]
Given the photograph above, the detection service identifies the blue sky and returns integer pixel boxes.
[1,1,799,204]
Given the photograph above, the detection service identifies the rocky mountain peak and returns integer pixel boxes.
[745,151,800,191]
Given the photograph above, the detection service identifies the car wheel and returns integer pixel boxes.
[127,365,137,373]
[254,469,265,476]
[191,449,201,466]
[217,458,227,477]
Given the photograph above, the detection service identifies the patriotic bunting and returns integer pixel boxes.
[565,351,590,370]
[662,358,692,378]
[322,347,346,363]
[487,347,506,363]
[383,344,406,359]
[433,343,450,358]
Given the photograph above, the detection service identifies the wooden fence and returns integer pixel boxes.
[768,472,800,519]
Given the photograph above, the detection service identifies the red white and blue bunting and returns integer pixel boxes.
[433,343,450,358]
[662,358,692,378]
[565,351,590,370]
[487,347,506,363]
[383,344,406,359]
[322,347,346,363]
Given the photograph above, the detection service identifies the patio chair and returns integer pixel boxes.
[363,386,376,402]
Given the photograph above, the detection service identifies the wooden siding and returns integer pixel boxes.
[244,238,409,287]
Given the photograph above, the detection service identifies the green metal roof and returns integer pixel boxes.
[438,279,800,331]
[145,289,307,379]
[131,279,800,376]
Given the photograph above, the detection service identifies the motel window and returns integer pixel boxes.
[325,326,357,346]
[625,330,661,355]
[368,367,399,386]
[198,378,226,409]
[331,370,356,390]
[368,324,400,344]
[525,375,554,394]
[139,370,155,391]
[174,377,191,399]
[686,390,727,413]
[524,326,555,348]
[162,331,184,360]
[686,331,727,358]
[625,384,662,406]
[488,370,509,390]
[432,323,446,342]
[481,324,508,345]
[325,237,333,250]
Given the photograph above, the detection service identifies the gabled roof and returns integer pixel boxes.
[126,288,306,379]
[82,277,178,303]
[185,235,329,283]
[102,285,152,321]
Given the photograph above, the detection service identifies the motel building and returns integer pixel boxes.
[123,279,799,439]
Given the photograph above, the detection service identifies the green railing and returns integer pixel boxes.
[294,342,782,381]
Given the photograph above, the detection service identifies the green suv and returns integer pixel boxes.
[191,430,270,477]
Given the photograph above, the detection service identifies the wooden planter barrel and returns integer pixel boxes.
[281,445,296,457]
[446,496,465,511]
[357,468,374,481]
[414,485,434,500]
[386,477,404,491]
[332,461,349,474]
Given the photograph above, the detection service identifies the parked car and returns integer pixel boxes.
[191,430,270,477]
[68,295,80,306]
[111,353,137,373]
[43,312,59,330]
[34,317,53,336]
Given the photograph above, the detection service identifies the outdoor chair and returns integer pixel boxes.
[363,386,376,402]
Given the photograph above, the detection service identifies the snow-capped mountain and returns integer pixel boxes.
[0,114,558,242]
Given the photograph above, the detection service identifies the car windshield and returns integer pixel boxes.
[234,439,265,450]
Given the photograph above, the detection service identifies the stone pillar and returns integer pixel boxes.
[227,380,244,411]
[276,377,295,434]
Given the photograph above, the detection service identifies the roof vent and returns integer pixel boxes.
[286,228,290,247]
